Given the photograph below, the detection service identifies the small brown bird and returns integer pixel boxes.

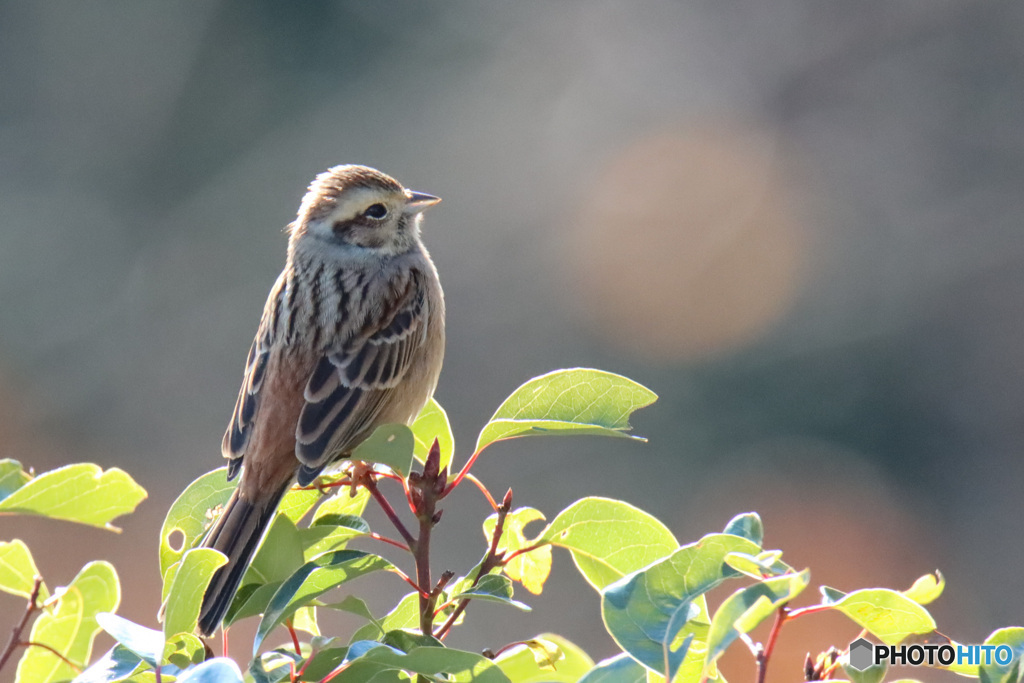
[197,165,445,636]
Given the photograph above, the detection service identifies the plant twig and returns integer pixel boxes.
[21,641,82,674]
[0,577,43,675]
[363,475,416,547]
[756,605,788,683]
[464,474,499,511]
[435,489,512,639]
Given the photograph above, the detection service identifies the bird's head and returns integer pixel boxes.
[290,165,440,257]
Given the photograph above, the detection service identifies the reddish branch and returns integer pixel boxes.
[0,577,43,675]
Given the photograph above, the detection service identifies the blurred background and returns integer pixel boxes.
[2,1,1023,680]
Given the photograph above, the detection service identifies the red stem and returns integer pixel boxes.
[0,577,43,676]
[756,605,788,683]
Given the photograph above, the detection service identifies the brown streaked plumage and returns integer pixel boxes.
[197,165,445,637]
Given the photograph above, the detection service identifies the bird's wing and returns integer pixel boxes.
[221,272,287,480]
[294,268,429,483]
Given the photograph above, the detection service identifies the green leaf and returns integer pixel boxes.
[980,627,1024,683]
[541,497,678,591]
[15,561,120,683]
[843,658,888,683]
[0,539,48,600]
[902,570,944,606]
[163,548,228,640]
[71,643,148,683]
[0,459,32,500]
[331,644,510,683]
[0,463,146,531]
[832,589,936,645]
[475,369,657,453]
[300,514,371,560]
[179,658,244,683]
[245,514,305,584]
[96,612,165,666]
[601,533,760,681]
[704,571,810,667]
[484,507,551,594]
[159,468,236,579]
[724,550,793,580]
[224,582,282,626]
[311,488,370,523]
[276,485,323,524]
[450,574,531,611]
[382,629,444,652]
[577,654,647,683]
[255,550,395,654]
[352,424,415,476]
[494,634,594,683]
[412,398,454,471]
[722,512,763,545]
[351,592,419,643]
[165,632,206,670]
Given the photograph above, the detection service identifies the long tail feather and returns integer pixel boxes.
[197,483,288,637]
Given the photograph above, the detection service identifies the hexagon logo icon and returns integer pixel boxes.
[848,638,875,671]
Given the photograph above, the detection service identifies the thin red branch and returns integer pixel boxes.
[444,447,486,496]
[364,476,416,547]
[285,619,302,656]
[464,474,499,511]
[21,641,82,674]
[0,577,43,675]
[755,605,789,683]
[368,531,412,552]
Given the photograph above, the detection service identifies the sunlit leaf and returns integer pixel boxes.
[178,658,244,683]
[311,488,370,523]
[96,612,164,666]
[0,459,32,500]
[722,512,763,545]
[484,507,551,594]
[254,550,395,653]
[0,539,48,601]
[704,571,809,667]
[159,468,236,578]
[494,634,594,683]
[299,514,371,560]
[163,548,228,640]
[903,571,944,606]
[724,550,793,580]
[16,561,120,683]
[601,533,760,681]
[352,424,415,476]
[411,399,454,470]
[164,632,206,670]
[831,589,936,645]
[577,653,647,683]
[980,627,1024,683]
[351,592,419,643]
[331,644,510,683]
[0,463,146,531]
[70,643,147,683]
[541,497,677,591]
[450,574,530,611]
[475,369,657,453]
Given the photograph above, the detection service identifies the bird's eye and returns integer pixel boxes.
[363,203,388,219]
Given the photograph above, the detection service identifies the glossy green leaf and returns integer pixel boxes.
[165,632,206,670]
[254,550,395,653]
[724,550,792,580]
[0,539,48,600]
[0,463,146,531]
[577,654,647,683]
[722,512,763,545]
[484,507,551,594]
[224,581,281,626]
[300,514,371,560]
[450,574,531,611]
[980,627,1024,683]
[352,424,415,476]
[159,468,235,578]
[276,485,323,524]
[541,497,678,591]
[0,459,32,499]
[95,612,165,666]
[903,570,944,606]
[494,634,594,683]
[832,589,936,645]
[250,648,302,683]
[705,571,809,667]
[331,644,510,683]
[311,487,370,523]
[163,548,228,640]
[71,643,148,683]
[15,561,120,683]
[382,629,444,653]
[179,658,244,683]
[351,592,419,642]
[411,398,454,470]
[475,369,657,453]
[245,514,305,584]
[601,533,760,681]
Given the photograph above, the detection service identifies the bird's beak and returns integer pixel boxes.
[404,191,442,214]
